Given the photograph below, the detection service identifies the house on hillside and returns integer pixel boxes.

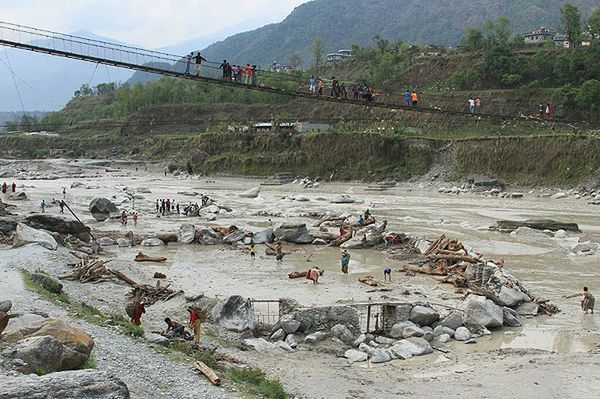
[552,33,571,48]
[271,62,293,72]
[524,27,556,44]
[326,49,354,63]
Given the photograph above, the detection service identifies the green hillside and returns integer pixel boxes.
[200,0,599,67]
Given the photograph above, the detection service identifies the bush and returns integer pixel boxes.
[524,80,541,89]
[227,368,290,399]
[121,323,144,337]
[501,73,523,87]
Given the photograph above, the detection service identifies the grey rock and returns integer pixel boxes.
[0,300,12,313]
[0,216,17,234]
[31,273,63,294]
[146,333,170,347]
[185,292,204,301]
[410,305,440,326]
[270,329,286,342]
[89,198,119,221]
[9,191,28,201]
[211,296,255,332]
[117,238,133,247]
[515,301,539,317]
[421,326,434,333]
[573,242,599,255]
[4,314,46,334]
[423,331,435,342]
[0,370,130,398]
[439,312,463,330]
[353,334,367,347]
[389,321,418,339]
[370,350,392,363]
[402,326,425,339]
[389,344,413,360]
[13,223,58,251]
[274,223,314,244]
[433,333,452,345]
[358,343,375,355]
[141,238,164,246]
[330,195,355,204]
[460,295,504,329]
[385,304,412,326]
[312,238,328,245]
[375,336,396,345]
[223,230,246,244]
[98,237,117,247]
[502,307,523,327]
[433,325,455,338]
[243,338,273,352]
[392,337,433,357]
[454,327,472,341]
[10,336,66,373]
[252,228,274,244]
[344,349,368,363]
[284,334,299,348]
[280,317,301,334]
[178,224,196,244]
[331,324,355,344]
[24,214,91,243]
[304,331,328,344]
[239,186,261,198]
[497,286,530,307]
[276,341,294,353]
[197,228,221,245]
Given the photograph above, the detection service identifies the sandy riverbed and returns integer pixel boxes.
[2,158,600,398]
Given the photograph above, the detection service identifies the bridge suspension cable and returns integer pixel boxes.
[0,21,581,125]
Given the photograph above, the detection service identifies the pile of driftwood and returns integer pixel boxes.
[404,234,560,316]
[113,270,181,306]
[61,254,114,283]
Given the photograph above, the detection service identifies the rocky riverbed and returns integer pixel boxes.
[1,158,600,399]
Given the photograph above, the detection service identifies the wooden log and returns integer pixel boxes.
[110,269,139,286]
[289,271,308,279]
[403,263,446,276]
[427,254,478,263]
[134,252,167,263]
[194,361,220,386]
[358,276,379,287]
[425,235,445,255]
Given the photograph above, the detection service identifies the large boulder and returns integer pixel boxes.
[409,306,440,326]
[453,327,472,341]
[89,198,119,222]
[23,214,91,243]
[0,216,17,235]
[0,370,130,398]
[280,316,301,334]
[274,223,314,244]
[98,237,117,247]
[223,230,246,244]
[9,335,65,373]
[497,286,530,307]
[31,273,63,294]
[344,349,368,363]
[389,321,418,339]
[330,324,355,344]
[0,300,12,313]
[390,337,433,357]
[293,305,360,333]
[0,311,8,336]
[5,319,94,370]
[252,228,274,244]
[438,312,463,330]
[239,187,261,199]
[178,224,196,244]
[9,192,28,201]
[502,307,523,327]
[211,296,255,332]
[4,314,46,335]
[197,228,221,245]
[460,295,504,329]
[13,223,58,250]
[515,302,539,316]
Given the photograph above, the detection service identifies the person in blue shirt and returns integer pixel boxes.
[403,90,411,106]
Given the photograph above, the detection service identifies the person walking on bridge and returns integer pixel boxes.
[411,90,418,107]
[245,64,253,84]
[194,52,207,76]
[219,60,229,80]
[403,89,411,106]
[185,52,193,75]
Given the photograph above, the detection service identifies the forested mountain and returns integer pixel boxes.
[200,0,599,66]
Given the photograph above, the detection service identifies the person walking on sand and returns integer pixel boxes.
[133,212,138,227]
[1,182,6,194]
[59,200,65,214]
[156,199,160,213]
[384,267,392,282]
[249,244,257,260]
[275,242,285,262]
[11,182,16,193]
[340,250,350,274]
[40,199,46,213]
[566,287,595,314]
[121,210,128,226]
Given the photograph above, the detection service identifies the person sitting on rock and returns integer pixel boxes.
[164,317,191,339]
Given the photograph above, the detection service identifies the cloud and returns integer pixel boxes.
[0,0,309,47]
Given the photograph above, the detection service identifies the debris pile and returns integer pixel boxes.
[60,255,113,283]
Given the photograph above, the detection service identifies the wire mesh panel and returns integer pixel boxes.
[249,299,281,327]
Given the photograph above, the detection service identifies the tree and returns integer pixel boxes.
[484,16,512,48]
[310,37,325,65]
[289,53,302,69]
[588,7,600,40]
[373,35,390,54]
[461,28,485,51]
[560,4,582,48]
[74,83,94,97]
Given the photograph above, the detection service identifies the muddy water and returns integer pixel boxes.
[6,159,600,353]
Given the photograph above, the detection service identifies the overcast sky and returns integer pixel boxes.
[0,0,311,48]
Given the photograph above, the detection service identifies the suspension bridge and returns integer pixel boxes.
[0,21,575,125]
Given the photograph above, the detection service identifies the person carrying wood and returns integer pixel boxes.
[127,300,145,326]
[566,287,595,314]
[306,267,321,284]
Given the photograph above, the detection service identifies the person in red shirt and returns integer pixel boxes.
[132,301,145,325]
[245,64,252,84]
[11,182,16,193]
[187,307,203,345]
